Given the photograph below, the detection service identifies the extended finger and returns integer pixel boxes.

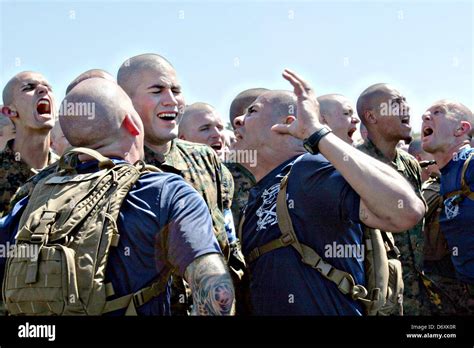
[282,70,305,96]
[283,69,315,96]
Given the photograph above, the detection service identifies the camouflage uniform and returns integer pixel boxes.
[0,139,58,217]
[145,139,243,315]
[358,139,434,315]
[0,139,58,315]
[225,162,257,229]
[422,174,474,315]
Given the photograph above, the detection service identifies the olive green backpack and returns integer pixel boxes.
[239,168,404,315]
[2,148,169,315]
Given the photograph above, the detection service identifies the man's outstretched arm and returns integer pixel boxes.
[184,253,235,316]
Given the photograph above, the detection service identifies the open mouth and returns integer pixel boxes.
[36,98,51,115]
[400,117,410,125]
[423,127,434,137]
[211,142,223,151]
[157,111,178,121]
[347,128,356,139]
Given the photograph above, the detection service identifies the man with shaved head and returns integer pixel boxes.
[421,99,474,312]
[0,78,234,316]
[229,88,269,129]
[317,94,360,145]
[356,83,432,315]
[118,53,244,315]
[0,71,58,217]
[233,70,424,315]
[66,69,116,95]
[179,102,226,156]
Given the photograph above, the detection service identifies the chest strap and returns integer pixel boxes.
[239,170,369,302]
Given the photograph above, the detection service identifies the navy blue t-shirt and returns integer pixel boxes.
[439,147,474,284]
[0,160,221,315]
[241,153,364,315]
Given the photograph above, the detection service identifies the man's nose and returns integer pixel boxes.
[36,84,48,96]
[352,116,360,124]
[161,89,178,107]
[422,112,431,121]
[233,114,245,128]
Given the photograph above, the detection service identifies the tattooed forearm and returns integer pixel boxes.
[184,253,235,316]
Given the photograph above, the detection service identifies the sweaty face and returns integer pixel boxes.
[372,87,411,142]
[9,72,56,131]
[128,66,185,146]
[323,97,359,144]
[421,103,460,154]
[182,109,225,155]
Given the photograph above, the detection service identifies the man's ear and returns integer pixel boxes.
[1,105,18,118]
[455,121,471,137]
[284,115,296,124]
[364,110,377,124]
[122,114,140,136]
[319,113,327,125]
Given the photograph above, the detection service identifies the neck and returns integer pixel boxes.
[367,132,400,161]
[246,147,304,182]
[13,128,51,169]
[432,140,470,169]
[145,140,172,155]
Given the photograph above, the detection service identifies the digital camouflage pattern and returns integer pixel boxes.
[0,139,58,217]
[225,162,256,228]
[422,174,474,315]
[358,139,434,315]
[145,139,231,257]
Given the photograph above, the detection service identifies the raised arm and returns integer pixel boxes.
[184,253,235,315]
[272,69,425,232]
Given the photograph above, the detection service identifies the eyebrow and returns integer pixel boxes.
[147,84,181,90]
[20,81,52,90]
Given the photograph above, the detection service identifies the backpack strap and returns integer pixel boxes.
[102,270,172,315]
[245,169,369,302]
[58,147,115,170]
[444,151,474,201]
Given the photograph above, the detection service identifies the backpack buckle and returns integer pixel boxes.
[315,258,333,277]
[30,211,56,244]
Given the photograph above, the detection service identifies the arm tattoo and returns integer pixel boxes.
[185,253,235,316]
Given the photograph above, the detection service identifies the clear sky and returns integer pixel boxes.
[1,0,472,136]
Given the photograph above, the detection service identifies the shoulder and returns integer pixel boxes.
[398,149,420,168]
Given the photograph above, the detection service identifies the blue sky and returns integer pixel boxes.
[1,0,472,136]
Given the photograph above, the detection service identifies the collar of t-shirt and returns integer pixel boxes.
[253,154,302,192]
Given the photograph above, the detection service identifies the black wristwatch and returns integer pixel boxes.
[303,127,332,154]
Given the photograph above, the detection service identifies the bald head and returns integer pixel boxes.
[2,71,40,106]
[229,88,269,127]
[257,90,297,121]
[317,94,359,144]
[356,83,393,123]
[117,53,174,97]
[66,69,115,95]
[60,78,137,148]
[433,99,473,124]
[180,102,216,133]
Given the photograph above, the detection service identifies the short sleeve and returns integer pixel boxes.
[159,175,222,276]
